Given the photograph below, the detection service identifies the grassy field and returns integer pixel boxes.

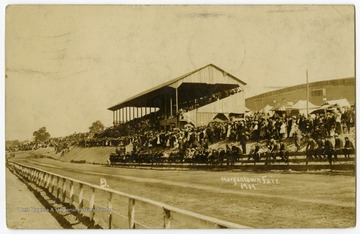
[9,156,356,228]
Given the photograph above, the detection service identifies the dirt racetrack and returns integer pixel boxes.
[7,156,355,229]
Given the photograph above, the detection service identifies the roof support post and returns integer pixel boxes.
[118,109,120,125]
[122,108,124,124]
[113,111,115,126]
[125,107,128,122]
[170,98,173,117]
[129,107,131,121]
[175,87,179,115]
[118,110,120,125]
[119,109,121,124]
[128,107,131,121]
[123,108,125,123]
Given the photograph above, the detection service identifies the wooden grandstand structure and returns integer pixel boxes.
[108,64,247,128]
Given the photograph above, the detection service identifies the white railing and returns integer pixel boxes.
[7,161,249,229]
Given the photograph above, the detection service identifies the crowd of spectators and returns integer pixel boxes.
[7,141,49,152]
[8,103,355,164]
[178,86,242,113]
[109,106,355,163]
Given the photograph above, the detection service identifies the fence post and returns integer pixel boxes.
[62,178,67,203]
[287,155,290,166]
[128,198,135,229]
[70,181,74,205]
[25,168,29,179]
[30,169,35,181]
[163,208,171,228]
[32,169,36,181]
[89,187,95,222]
[78,184,84,209]
[46,174,51,188]
[36,171,41,185]
[50,175,55,193]
[108,192,113,229]
[265,153,270,171]
[42,172,47,187]
[40,172,45,187]
[34,170,38,181]
[56,176,60,199]
[33,170,37,184]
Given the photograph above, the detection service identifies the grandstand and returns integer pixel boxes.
[108,64,247,129]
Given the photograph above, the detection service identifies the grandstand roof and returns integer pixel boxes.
[108,64,246,111]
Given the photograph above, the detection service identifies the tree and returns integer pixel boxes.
[33,127,51,142]
[89,120,105,135]
[5,140,20,149]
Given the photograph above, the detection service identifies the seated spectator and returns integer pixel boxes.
[306,137,318,160]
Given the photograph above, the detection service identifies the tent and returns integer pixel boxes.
[270,105,287,112]
[311,98,351,115]
[211,113,229,122]
[310,107,336,115]
[260,104,273,114]
[287,100,319,110]
[244,106,251,112]
[285,100,319,116]
[322,98,351,108]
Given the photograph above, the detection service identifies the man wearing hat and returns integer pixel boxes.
[334,134,343,160]
[343,137,354,158]
[324,136,335,164]
[306,136,318,160]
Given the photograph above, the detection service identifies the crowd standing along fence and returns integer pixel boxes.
[107,152,355,171]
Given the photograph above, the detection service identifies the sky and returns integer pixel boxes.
[4,5,355,141]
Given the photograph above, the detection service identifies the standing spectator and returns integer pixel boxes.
[238,122,248,155]
[343,137,354,158]
[290,123,302,152]
[316,138,325,160]
[279,121,287,139]
[334,109,342,135]
[334,134,343,160]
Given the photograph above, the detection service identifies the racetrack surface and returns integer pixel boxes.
[8,157,356,228]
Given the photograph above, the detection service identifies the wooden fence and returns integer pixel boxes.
[109,153,355,171]
[7,161,249,229]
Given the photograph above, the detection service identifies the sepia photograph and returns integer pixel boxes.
[3,3,356,230]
